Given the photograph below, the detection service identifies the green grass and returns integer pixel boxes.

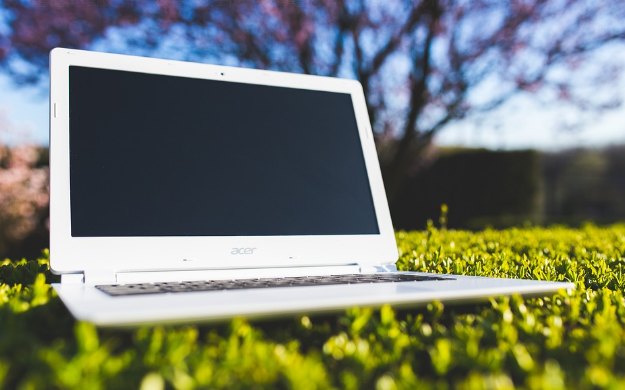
[1,224,625,389]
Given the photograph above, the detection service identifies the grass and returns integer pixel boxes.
[1,224,625,389]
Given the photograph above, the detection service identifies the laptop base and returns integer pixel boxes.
[54,272,572,327]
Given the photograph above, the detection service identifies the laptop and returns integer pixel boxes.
[49,48,573,326]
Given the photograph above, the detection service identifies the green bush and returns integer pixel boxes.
[2,225,625,389]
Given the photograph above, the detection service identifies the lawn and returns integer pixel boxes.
[1,224,625,389]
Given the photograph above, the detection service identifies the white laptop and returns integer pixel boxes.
[49,48,572,326]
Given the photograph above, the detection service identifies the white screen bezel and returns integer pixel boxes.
[49,48,398,274]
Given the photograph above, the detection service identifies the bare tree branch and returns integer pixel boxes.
[367,1,428,75]
[384,0,442,202]
[326,0,350,77]
[1,0,624,206]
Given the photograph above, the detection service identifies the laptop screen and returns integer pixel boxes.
[69,66,379,237]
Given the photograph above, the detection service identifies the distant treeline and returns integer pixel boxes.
[2,145,624,258]
[392,145,625,230]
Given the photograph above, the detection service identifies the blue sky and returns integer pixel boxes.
[0,60,623,150]
[435,88,625,150]
[0,1,623,150]
[0,73,48,145]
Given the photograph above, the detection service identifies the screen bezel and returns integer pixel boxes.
[50,48,397,274]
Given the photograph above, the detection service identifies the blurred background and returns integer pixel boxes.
[0,0,624,259]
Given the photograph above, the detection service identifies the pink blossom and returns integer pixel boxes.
[0,145,49,252]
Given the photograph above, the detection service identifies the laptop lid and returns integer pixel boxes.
[49,48,397,275]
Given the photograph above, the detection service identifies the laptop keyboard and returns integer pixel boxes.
[96,273,454,297]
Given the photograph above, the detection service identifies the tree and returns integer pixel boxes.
[0,144,48,257]
[1,0,624,207]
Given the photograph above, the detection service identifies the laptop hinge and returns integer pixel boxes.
[83,270,117,285]
[359,264,398,273]
[61,273,84,284]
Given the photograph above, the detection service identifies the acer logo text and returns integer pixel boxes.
[231,247,256,255]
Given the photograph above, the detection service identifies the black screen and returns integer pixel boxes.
[69,66,379,236]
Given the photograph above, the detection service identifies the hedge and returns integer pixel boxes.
[391,149,542,230]
[1,224,625,389]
